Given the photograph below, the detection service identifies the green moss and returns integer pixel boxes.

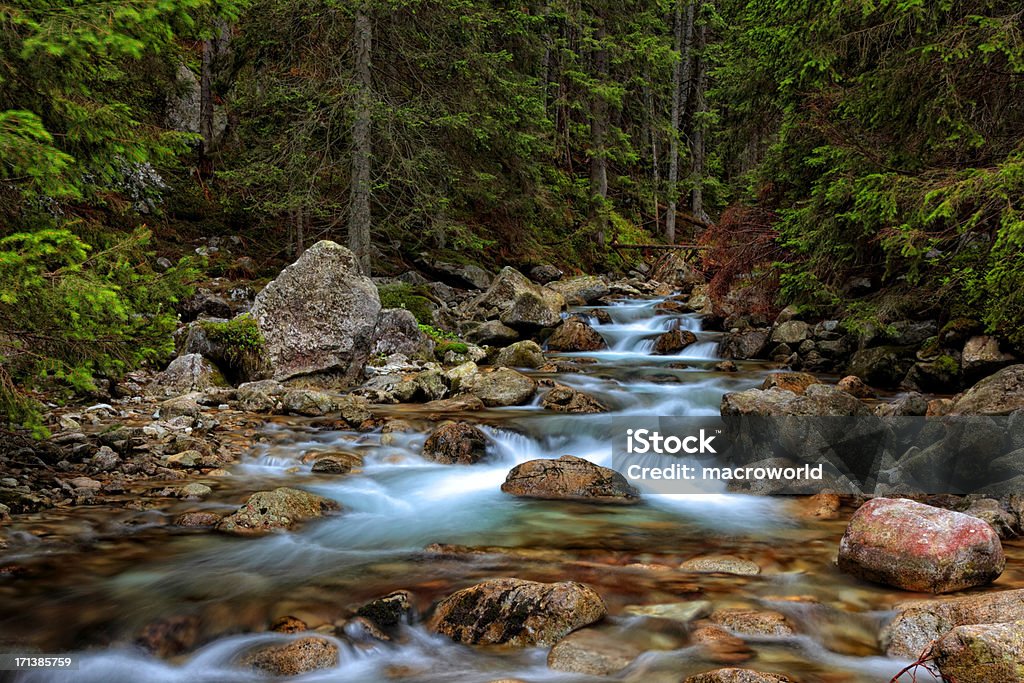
[378,283,435,324]
[436,341,469,358]
[199,314,265,379]
[934,354,960,375]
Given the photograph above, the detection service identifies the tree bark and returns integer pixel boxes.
[349,6,373,275]
[590,22,609,248]
[665,0,694,245]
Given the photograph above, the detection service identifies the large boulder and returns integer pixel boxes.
[719,329,769,360]
[249,241,381,382]
[469,267,565,330]
[546,317,606,352]
[950,365,1024,415]
[242,637,339,676]
[838,498,1004,593]
[547,275,609,305]
[427,578,606,646]
[461,368,537,406]
[933,622,1024,683]
[217,487,340,536]
[156,354,227,396]
[721,384,870,417]
[882,589,1024,658]
[501,455,640,504]
[422,422,488,465]
[371,309,434,360]
[770,321,810,345]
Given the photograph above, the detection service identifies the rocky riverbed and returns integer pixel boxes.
[3,242,1024,683]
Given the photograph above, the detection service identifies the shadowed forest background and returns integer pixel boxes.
[1,0,1023,428]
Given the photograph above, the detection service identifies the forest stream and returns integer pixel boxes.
[3,295,1018,683]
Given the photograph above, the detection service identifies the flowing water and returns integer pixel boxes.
[6,297,1020,682]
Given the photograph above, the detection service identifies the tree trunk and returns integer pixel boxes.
[644,68,659,235]
[199,38,214,170]
[665,0,694,245]
[590,23,609,248]
[349,6,373,275]
[691,14,708,222]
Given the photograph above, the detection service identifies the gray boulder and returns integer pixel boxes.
[951,365,1024,415]
[156,354,227,396]
[469,267,565,330]
[462,368,537,406]
[371,309,434,360]
[249,241,381,383]
[547,275,609,305]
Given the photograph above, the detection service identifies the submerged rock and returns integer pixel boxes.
[501,455,640,504]
[428,578,606,646]
[685,669,792,683]
[250,240,381,383]
[311,452,363,474]
[422,422,488,465]
[547,627,643,675]
[838,498,1004,593]
[217,487,339,536]
[709,610,795,636]
[242,636,339,676]
[680,556,761,576]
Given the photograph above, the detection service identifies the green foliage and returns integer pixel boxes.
[434,340,469,359]
[0,0,244,430]
[712,0,1024,347]
[378,283,435,325]
[0,228,192,432]
[418,324,458,343]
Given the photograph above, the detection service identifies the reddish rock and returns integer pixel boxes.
[546,317,607,352]
[837,375,873,398]
[838,498,1004,593]
[501,455,640,504]
[652,329,698,355]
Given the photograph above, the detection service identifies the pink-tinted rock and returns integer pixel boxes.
[838,498,1004,593]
